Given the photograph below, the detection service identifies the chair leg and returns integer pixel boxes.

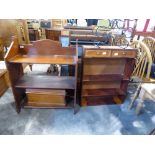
[129,83,142,109]
[29,65,32,71]
[136,99,144,115]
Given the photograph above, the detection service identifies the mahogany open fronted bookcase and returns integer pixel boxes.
[5,37,79,113]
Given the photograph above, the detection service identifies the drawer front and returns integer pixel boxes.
[111,50,136,58]
[26,89,66,107]
[85,50,111,58]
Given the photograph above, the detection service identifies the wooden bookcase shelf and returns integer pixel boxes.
[83,74,124,82]
[15,75,76,89]
[5,38,79,113]
[10,55,77,65]
[82,89,126,97]
[80,46,137,106]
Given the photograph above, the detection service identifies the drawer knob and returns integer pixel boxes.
[114,52,118,56]
[102,52,107,55]
[123,52,126,55]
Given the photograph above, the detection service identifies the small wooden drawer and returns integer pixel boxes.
[112,50,136,58]
[26,89,66,107]
[85,50,111,58]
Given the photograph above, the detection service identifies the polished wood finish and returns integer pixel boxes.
[26,89,66,107]
[10,55,77,65]
[80,46,137,106]
[5,38,78,113]
[15,75,75,89]
[20,39,75,55]
[82,89,125,97]
[83,74,124,82]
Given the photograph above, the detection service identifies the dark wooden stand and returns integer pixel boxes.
[5,37,78,113]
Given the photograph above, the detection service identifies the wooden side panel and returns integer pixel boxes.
[5,37,24,113]
[5,63,25,113]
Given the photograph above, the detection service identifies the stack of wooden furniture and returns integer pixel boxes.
[63,27,109,45]
[5,37,78,113]
[80,46,137,106]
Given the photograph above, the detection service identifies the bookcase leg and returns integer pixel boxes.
[16,106,21,113]
[13,88,25,114]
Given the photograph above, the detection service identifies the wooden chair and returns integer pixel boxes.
[129,40,154,113]
[130,40,152,80]
[111,34,129,48]
[142,37,155,63]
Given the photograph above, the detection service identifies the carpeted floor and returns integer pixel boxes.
[0,64,155,135]
[0,83,155,135]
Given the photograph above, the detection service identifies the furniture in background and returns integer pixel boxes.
[142,37,155,63]
[129,40,155,113]
[5,37,79,114]
[45,28,62,41]
[80,46,137,106]
[132,19,155,40]
[28,29,40,41]
[0,19,30,46]
[62,28,112,45]
[51,19,67,28]
[130,40,153,81]
[0,69,9,97]
[0,61,10,97]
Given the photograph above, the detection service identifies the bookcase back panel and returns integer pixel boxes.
[21,39,76,56]
[83,59,126,75]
